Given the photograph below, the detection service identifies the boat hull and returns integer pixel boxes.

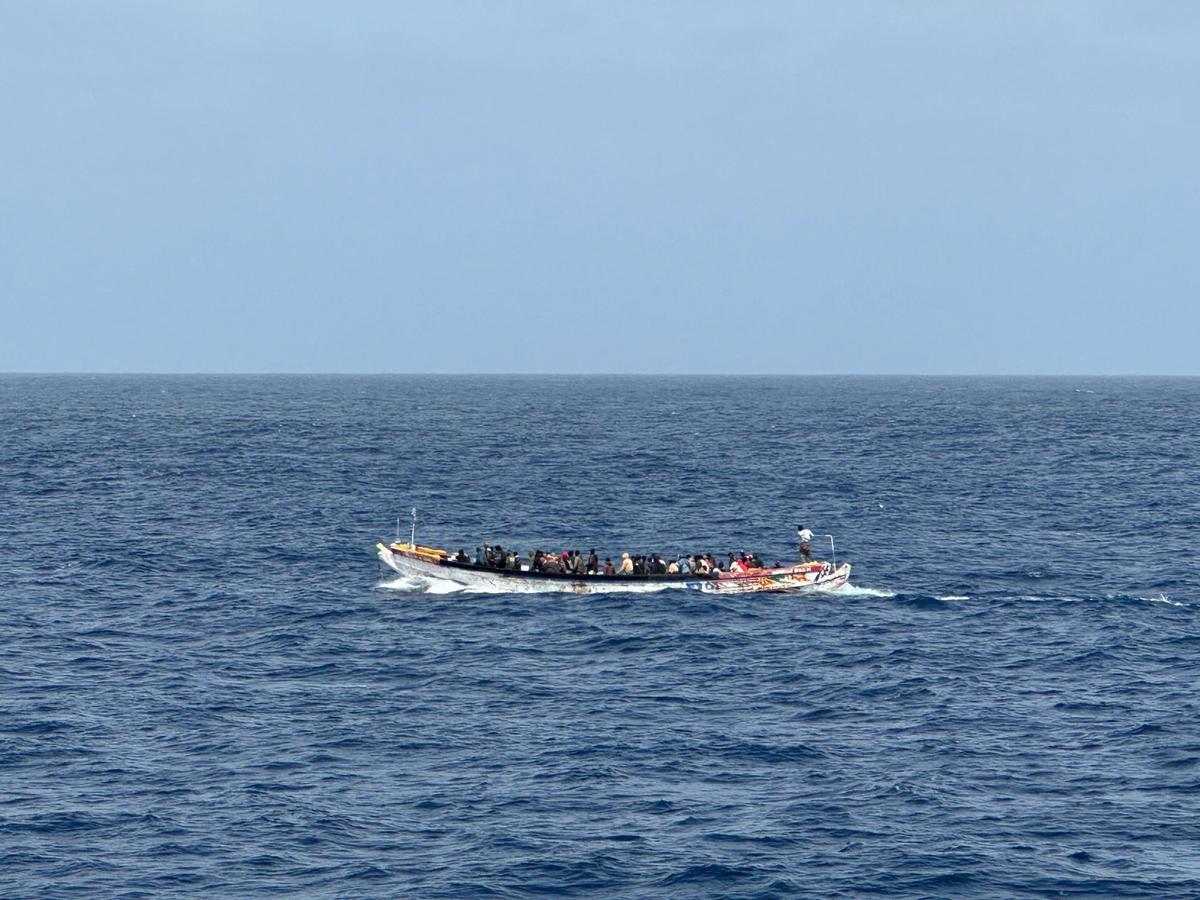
[376,543,850,595]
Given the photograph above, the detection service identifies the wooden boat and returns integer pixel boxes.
[376,540,851,595]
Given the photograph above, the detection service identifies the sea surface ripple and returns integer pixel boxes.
[2,375,1198,897]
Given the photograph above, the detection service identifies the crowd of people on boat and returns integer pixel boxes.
[449,546,780,578]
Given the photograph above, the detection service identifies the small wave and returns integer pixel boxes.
[1015,594,1088,603]
[1000,593,1195,609]
[937,594,970,601]
[1144,593,1188,607]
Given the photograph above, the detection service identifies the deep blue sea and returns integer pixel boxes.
[3,375,1199,898]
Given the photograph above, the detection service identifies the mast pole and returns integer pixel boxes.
[410,508,418,548]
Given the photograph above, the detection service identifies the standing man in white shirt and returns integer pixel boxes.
[797,525,814,562]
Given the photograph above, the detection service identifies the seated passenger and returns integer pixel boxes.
[454,549,470,564]
[618,552,634,575]
[604,558,615,575]
[678,556,691,575]
[586,550,598,575]
[667,560,680,574]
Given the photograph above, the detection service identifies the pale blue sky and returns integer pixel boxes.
[2,1,1197,374]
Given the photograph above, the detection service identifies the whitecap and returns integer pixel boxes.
[1144,594,1187,607]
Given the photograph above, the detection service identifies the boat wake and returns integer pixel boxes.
[835,582,897,599]
[379,575,468,595]
[378,575,684,596]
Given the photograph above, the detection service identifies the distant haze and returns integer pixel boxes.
[2,2,1197,374]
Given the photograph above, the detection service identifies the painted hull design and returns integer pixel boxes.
[376,542,851,595]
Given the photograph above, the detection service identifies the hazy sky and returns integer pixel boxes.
[3,2,1197,374]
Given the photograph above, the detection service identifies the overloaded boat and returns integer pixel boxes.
[376,529,851,595]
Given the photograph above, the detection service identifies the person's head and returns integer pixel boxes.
[622,552,630,559]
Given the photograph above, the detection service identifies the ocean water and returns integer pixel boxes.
[2,374,1198,898]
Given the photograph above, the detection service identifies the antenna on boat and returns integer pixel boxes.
[410,508,418,548]
[395,515,401,542]
[826,534,836,568]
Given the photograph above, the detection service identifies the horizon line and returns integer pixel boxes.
[2,371,1197,379]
